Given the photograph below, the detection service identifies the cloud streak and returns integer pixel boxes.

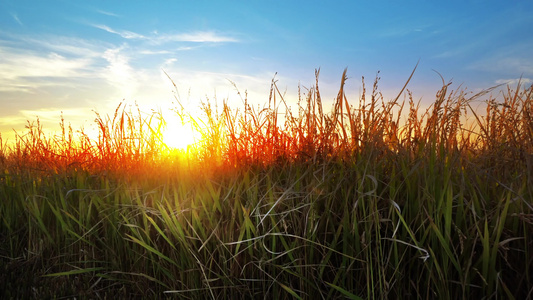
[469,55,533,76]
[100,46,140,99]
[160,31,239,43]
[495,78,532,87]
[0,46,95,93]
[10,12,23,26]
[95,9,120,17]
[92,24,239,43]
[0,23,254,143]
[92,24,146,40]
[0,27,230,102]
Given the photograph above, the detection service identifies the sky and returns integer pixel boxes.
[1,0,532,144]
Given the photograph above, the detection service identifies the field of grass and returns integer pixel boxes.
[1,69,532,299]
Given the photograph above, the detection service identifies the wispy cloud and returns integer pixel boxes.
[0,34,138,139]
[95,9,120,17]
[468,55,533,76]
[139,49,172,55]
[162,58,177,68]
[378,26,425,38]
[0,32,140,110]
[160,31,238,43]
[432,48,468,59]
[495,77,532,87]
[91,24,239,43]
[10,12,23,26]
[92,24,146,40]
[139,47,195,55]
[0,31,179,100]
[0,47,94,92]
[0,31,106,58]
[101,46,139,99]
[0,27,247,139]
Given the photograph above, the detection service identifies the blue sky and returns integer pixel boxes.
[1,0,532,142]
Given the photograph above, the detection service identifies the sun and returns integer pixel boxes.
[161,115,200,151]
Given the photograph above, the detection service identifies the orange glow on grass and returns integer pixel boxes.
[161,116,200,151]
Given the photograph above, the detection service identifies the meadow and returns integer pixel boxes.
[1,68,532,299]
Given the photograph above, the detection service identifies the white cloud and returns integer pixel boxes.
[469,56,533,76]
[101,46,138,99]
[162,58,177,68]
[0,28,247,141]
[466,42,533,76]
[495,77,532,87]
[95,9,120,17]
[160,31,238,43]
[92,24,146,40]
[0,33,116,97]
[378,27,421,38]
[4,33,106,58]
[92,24,238,44]
[0,32,149,101]
[139,49,172,55]
[139,46,194,55]
[10,12,23,26]
[0,47,94,92]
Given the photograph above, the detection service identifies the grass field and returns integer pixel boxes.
[1,69,532,299]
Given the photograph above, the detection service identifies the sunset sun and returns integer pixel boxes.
[161,115,199,151]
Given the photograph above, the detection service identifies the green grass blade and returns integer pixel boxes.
[326,282,364,300]
[126,234,177,267]
[43,267,105,277]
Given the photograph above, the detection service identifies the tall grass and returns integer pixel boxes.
[1,69,532,299]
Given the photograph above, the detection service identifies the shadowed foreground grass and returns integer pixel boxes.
[1,69,532,299]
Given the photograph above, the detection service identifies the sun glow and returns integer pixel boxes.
[161,115,200,151]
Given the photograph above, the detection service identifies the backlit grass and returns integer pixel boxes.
[1,68,532,299]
